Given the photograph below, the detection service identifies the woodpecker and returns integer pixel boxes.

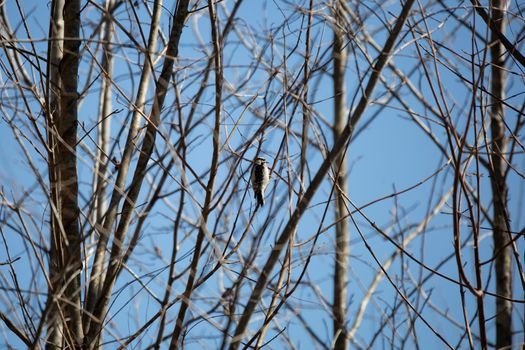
[251,157,269,207]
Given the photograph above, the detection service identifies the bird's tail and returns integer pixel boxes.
[256,191,264,206]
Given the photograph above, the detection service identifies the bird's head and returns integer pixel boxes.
[254,157,267,165]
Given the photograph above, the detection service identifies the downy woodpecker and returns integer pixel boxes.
[251,157,269,206]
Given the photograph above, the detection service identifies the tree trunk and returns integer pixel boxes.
[57,0,83,347]
[332,2,349,349]
[489,1,512,348]
[93,0,114,227]
[45,0,64,348]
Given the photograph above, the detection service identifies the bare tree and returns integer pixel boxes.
[0,1,523,349]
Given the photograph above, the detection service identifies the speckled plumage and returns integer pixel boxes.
[251,157,269,206]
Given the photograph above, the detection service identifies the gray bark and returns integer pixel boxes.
[489,1,512,347]
[332,2,349,349]
[45,0,64,347]
[57,0,83,346]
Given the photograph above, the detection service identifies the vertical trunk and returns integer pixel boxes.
[489,1,512,348]
[84,1,114,340]
[93,0,114,225]
[332,2,348,349]
[300,0,313,191]
[58,0,83,346]
[45,0,64,348]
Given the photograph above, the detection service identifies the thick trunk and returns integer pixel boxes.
[57,0,83,346]
[45,0,64,348]
[489,1,512,348]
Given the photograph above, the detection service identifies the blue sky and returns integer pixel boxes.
[1,0,524,348]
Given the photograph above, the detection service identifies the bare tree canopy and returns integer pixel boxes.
[0,0,524,349]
